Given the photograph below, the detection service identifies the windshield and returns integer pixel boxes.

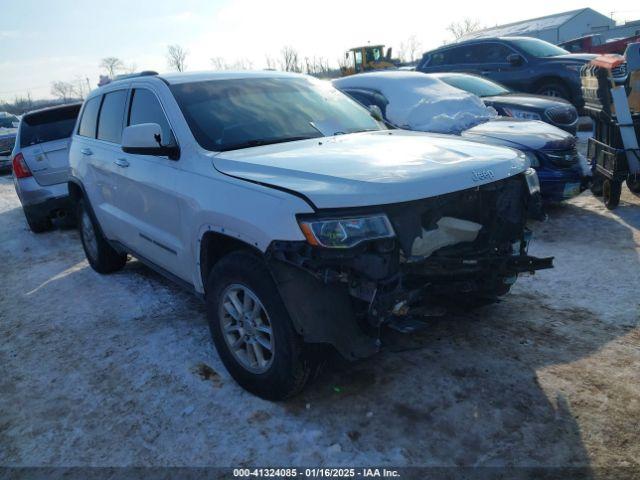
[439,75,510,97]
[510,38,569,58]
[170,77,382,152]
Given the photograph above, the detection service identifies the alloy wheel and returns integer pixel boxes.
[219,284,275,374]
[81,210,98,261]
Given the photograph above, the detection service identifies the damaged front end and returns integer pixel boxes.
[266,172,553,360]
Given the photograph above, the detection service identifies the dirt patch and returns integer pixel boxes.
[193,363,223,388]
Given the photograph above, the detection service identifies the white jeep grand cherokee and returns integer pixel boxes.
[68,71,551,399]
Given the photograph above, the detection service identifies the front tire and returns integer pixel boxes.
[602,179,622,210]
[205,250,317,400]
[535,81,570,101]
[77,199,127,273]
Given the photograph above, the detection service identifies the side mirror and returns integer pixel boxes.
[121,123,179,160]
[369,105,384,122]
[507,53,524,66]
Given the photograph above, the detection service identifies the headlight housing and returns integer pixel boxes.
[524,167,541,194]
[503,107,542,121]
[298,214,395,248]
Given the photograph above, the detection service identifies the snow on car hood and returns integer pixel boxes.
[462,118,576,151]
[212,130,527,209]
[333,71,497,134]
[0,127,17,139]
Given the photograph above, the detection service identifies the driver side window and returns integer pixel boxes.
[128,89,174,145]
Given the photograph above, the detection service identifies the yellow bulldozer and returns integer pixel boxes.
[341,45,399,76]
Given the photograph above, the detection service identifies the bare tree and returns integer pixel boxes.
[279,46,301,73]
[304,56,330,76]
[338,54,349,71]
[447,18,483,40]
[398,35,422,63]
[72,75,87,99]
[123,62,138,74]
[210,56,254,71]
[167,44,188,72]
[265,55,277,70]
[210,56,227,70]
[100,57,124,78]
[50,81,75,102]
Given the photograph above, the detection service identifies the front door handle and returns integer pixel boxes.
[80,148,93,156]
[114,158,130,168]
[480,70,491,75]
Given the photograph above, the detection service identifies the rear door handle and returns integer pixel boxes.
[114,158,130,168]
[480,70,491,75]
[80,148,93,156]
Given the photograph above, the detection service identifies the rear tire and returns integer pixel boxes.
[205,250,318,400]
[626,176,640,194]
[602,179,622,210]
[590,174,604,196]
[23,208,52,233]
[77,199,127,274]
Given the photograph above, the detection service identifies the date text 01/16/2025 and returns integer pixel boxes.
[233,468,401,478]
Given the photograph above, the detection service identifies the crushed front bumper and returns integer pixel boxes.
[267,173,553,360]
[267,240,553,360]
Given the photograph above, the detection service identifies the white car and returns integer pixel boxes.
[68,71,551,399]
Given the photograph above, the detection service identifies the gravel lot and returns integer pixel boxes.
[1,172,639,471]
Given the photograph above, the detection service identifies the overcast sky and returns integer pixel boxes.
[1,0,640,101]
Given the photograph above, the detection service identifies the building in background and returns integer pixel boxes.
[458,8,638,45]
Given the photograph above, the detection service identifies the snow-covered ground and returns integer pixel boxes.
[1,172,639,468]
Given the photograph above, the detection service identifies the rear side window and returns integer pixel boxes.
[78,96,101,138]
[19,105,81,148]
[97,90,127,143]
[429,48,460,66]
[128,89,172,143]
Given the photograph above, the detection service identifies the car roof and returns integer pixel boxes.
[158,70,308,85]
[425,36,537,53]
[23,102,83,119]
[85,70,313,100]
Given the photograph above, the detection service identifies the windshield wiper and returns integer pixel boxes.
[220,135,320,151]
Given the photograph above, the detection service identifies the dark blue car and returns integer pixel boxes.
[416,37,607,109]
[461,119,587,201]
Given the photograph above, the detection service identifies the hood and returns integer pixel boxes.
[462,118,575,151]
[483,93,572,110]
[212,130,526,209]
[548,53,597,62]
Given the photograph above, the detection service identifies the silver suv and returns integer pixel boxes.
[12,103,81,232]
[68,71,551,399]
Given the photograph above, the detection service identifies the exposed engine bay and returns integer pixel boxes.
[266,173,553,359]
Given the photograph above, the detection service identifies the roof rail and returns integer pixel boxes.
[112,71,159,81]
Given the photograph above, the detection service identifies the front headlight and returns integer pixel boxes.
[503,107,542,121]
[298,214,395,248]
[524,167,541,194]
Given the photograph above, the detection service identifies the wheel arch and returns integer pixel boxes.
[67,178,84,205]
[198,230,264,293]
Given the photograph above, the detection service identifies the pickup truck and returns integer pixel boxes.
[559,34,640,55]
